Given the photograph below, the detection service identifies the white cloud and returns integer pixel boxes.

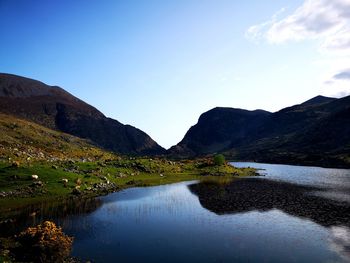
[245,8,286,42]
[321,28,350,54]
[247,0,350,54]
[246,0,350,98]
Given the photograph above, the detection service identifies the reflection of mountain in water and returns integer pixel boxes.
[0,197,102,237]
[189,178,350,228]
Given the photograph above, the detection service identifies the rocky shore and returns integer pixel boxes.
[189,178,350,228]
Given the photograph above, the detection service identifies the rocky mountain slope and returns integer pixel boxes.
[0,73,165,155]
[169,95,350,168]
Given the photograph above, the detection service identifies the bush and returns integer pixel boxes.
[213,154,226,166]
[15,221,73,262]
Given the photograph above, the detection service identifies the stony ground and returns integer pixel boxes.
[189,178,350,228]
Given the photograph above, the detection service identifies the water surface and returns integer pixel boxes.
[233,162,350,203]
[2,163,350,262]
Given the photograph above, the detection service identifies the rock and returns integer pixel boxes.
[75,178,82,186]
[71,187,81,195]
[52,165,58,169]
[160,173,164,177]
[62,178,68,187]
[32,180,43,187]
[31,174,39,180]
[117,172,126,178]
[12,161,20,167]
[126,180,135,185]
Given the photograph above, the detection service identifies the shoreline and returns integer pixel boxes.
[0,158,257,217]
[228,159,350,170]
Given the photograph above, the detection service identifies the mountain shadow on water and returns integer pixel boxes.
[188,178,350,228]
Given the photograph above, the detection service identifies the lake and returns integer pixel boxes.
[2,163,350,262]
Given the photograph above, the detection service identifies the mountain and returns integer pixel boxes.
[169,108,271,156]
[169,95,350,168]
[0,112,114,162]
[0,73,165,155]
[299,95,336,106]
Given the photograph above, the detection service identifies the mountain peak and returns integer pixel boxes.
[0,73,165,155]
[301,95,336,106]
[0,73,55,98]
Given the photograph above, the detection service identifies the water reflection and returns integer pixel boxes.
[188,178,350,228]
[1,162,350,263]
[0,196,102,237]
[233,162,350,203]
[329,226,350,262]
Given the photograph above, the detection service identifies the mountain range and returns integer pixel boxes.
[169,94,350,168]
[1,73,349,168]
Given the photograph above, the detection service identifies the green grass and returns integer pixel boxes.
[0,157,256,213]
[0,113,257,213]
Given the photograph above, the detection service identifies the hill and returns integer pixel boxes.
[0,112,115,163]
[169,95,350,168]
[0,112,256,214]
[0,73,164,155]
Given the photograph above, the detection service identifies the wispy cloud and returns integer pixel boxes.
[247,0,350,54]
[322,68,350,97]
[333,69,350,80]
[245,8,286,42]
[246,0,350,97]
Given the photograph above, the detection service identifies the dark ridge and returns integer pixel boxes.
[169,95,350,168]
[300,95,336,106]
[0,73,165,155]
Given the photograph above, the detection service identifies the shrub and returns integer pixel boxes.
[15,221,73,262]
[213,154,226,166]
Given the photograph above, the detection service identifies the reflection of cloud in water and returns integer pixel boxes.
[329,226,350,262]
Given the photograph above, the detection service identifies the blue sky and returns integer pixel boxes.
[1,0,349,148]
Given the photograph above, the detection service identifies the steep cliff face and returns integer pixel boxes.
[0,73,165,155]
[169,95,350,168]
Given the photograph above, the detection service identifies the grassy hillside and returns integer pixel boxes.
[0,113,256,214]
[0,112,115,163]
